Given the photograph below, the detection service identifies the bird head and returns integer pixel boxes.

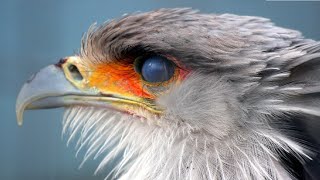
[16,8,318,179]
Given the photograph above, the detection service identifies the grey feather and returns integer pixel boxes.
[61,8,320,179]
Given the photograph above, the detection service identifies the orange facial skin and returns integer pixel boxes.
[87,58,189,101]
[88,61,154,99]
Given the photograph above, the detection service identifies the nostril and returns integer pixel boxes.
[68,64,83,81]
[55,58,67,68]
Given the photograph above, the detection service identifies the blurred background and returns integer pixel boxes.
[1,0,319,179]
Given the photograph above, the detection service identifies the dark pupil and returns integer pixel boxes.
[141,56,175,83]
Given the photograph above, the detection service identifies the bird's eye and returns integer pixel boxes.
[134,56,175,83]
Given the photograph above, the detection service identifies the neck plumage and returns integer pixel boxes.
[63,106,309,180]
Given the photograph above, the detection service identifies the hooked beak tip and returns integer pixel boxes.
[17,115,24,126]
[16,94,27,126]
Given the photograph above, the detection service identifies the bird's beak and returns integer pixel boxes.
[16,62,86,126]
[16,57,161,126]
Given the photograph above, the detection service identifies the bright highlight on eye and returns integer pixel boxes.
[135,56,175,83]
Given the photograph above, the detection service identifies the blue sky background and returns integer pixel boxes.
[1,0,319,179]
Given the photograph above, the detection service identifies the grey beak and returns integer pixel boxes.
[16,65,82,126]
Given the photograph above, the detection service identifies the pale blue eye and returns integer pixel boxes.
[140,56,175,83]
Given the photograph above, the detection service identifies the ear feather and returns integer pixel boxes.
[245,40,320,178]
[250,40,318,117]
